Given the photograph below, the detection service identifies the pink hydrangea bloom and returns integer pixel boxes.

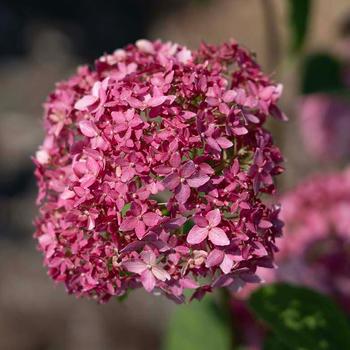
[298,94,350,161]
[33,39,284,303]
[274,168,350,312]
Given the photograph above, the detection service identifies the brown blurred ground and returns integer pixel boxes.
[1,1,349,349]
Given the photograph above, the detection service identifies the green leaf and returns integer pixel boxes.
[163,295,231,350]
[121,203,131,217]
[249,283,350,350]
[263,334,292,350]
[182,219,195,235]
[288,0,312,53]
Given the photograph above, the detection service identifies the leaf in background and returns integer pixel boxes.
[288,0,312,53]
[263,334,292,350]
[249,283,350,350]
[301,53,345,94]
[163,295,231,350]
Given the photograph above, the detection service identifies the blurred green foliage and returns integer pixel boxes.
[249,283,350,350]
[301,53,345,94]
[288,0,312,53]
[164,295,232,350]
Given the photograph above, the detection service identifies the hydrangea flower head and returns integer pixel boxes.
[276,168,350,311]
[298,94,350,161]
[34,39,284,303]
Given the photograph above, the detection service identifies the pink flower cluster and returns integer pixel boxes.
[276,168,350,312]
[34,39,284,303]
[298,94,350,161]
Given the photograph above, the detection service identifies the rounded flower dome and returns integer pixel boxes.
[276,168,350,311]
[34,39,284,303]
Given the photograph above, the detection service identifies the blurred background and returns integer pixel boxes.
[0,0,350,349]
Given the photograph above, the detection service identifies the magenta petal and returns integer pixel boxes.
[220,254,234,274]
[216,137,233,149]
[143,212,160,227]
[162,173,180,190]
[206,137,221,152]
[135,220,146,239]
[124,260,147,274]
[186,173,210,188]
[206,249,225,267]
[179,278,199,289]
[180,161,196,178]
[175,183,191,203]
[152,266,171,281]
[186,225,208,245]
[141,269,156,292]
[206,209,221,227]
[120,217,137,231]
[208,227,229,246]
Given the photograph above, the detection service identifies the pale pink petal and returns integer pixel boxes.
[175,183,191,203]
[208,227,229,246]
[216,137,233,149]
[123,260,147,274]
[162,173,180,190]
[206,209,221,227]
[152,266,171,281]
[223,90,237,103]
[141,269,156,292]
[186,226,209,245]
[74,95,98,110]
[206,249,225,267]
[186,173,210,188]
[136,39,155,54]
[79,120,98,137]
[140,251,156,265]
[148,95,167,107]
[176,48,192,63]
[143,212,160,227]
[220,254,234,274]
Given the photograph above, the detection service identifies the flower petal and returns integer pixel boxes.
[220,254,234,274]
[79,120,98,137]
[140,251,156,265]
[162,173,180,190]
[141,269,156,292]
[186,225,209,245]
[152,266,171,281]
[206,249,225,267]
[175,183,191,203]
[208,227,229,246]
[123,260,147,274]
[186,173,210,188]
[206,209,221,227]
[119,217,137,231]
[180,161,196,178]
[74,95,98,110]
[216,137,233,149]
[143,212,160,227]
[135,220,146,239]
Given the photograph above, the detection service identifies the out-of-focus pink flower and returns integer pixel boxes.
[33,39,285,303]
[275,168,350,312]
[298,94,350,161]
